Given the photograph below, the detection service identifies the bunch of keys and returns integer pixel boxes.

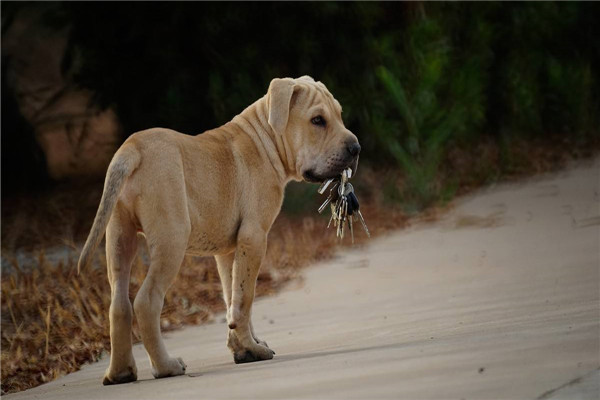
[317,168,370,244]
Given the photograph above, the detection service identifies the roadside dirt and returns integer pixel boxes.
[5,158,598,399]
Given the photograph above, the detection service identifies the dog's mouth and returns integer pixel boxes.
[302,170,327,183]
[303,156,359,183]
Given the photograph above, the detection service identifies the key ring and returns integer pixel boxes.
[317,167,369,242]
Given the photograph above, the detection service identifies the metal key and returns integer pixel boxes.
[337,198,343,238]
[317,178,336,195]
[336,171,352,239]
[338,183,357,243]
[318,181,339,214]
[348,215,354,244]
[330,172,346,236]
[356,210,370,237]
[327,202,336,228]
[338,172,357,240]
[341,197,348,239]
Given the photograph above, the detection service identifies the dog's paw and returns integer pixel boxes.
[233,343,275,364]
[151,357,187,379]
[254,337,272,351]
[102,366,137,385]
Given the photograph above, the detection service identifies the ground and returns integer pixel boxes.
[5,158,599,400]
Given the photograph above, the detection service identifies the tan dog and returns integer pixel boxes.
[78,76,361,385]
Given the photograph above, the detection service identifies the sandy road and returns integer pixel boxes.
[6,158,599,400]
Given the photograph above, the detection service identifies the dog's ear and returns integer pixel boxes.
[268,78,296,135]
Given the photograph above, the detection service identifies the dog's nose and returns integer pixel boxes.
[347,142,361,157]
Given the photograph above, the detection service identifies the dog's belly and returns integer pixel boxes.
[185,226,237,256]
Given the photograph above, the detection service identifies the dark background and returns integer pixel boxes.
[2,1,599,206]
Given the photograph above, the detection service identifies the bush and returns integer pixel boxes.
[2,2,599,209]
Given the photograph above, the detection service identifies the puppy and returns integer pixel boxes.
[78,76,361,384]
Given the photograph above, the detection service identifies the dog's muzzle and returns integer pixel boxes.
[303,155,360,183]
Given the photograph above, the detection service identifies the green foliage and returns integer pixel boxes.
[545,59,594,139]
[2,2,599,208]
[281,182,321,216]
[491,3,600,139]
[372,12,490,210]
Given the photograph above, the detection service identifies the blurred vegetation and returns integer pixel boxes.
[2,2,599,211]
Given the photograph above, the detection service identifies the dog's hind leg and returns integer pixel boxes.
[133,221,189,379]
[103,205,139,385]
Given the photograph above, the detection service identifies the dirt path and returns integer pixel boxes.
[6,159,599,400]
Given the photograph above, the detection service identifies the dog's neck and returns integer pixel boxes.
[229,96,299,184]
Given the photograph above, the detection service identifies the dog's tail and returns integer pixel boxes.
[77,144,141,274]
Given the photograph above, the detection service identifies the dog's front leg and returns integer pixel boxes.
[216,253,270,349]
[226,225,275,363]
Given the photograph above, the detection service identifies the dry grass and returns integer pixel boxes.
[2,135,598,394]
[0,176,418,394]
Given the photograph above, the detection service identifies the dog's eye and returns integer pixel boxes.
[311,116,326,127]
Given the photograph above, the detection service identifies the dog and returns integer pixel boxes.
[78,76,361,385]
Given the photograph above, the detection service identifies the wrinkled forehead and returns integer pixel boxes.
[293,79,343,117]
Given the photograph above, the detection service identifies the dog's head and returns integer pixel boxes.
[267,76,360,183]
